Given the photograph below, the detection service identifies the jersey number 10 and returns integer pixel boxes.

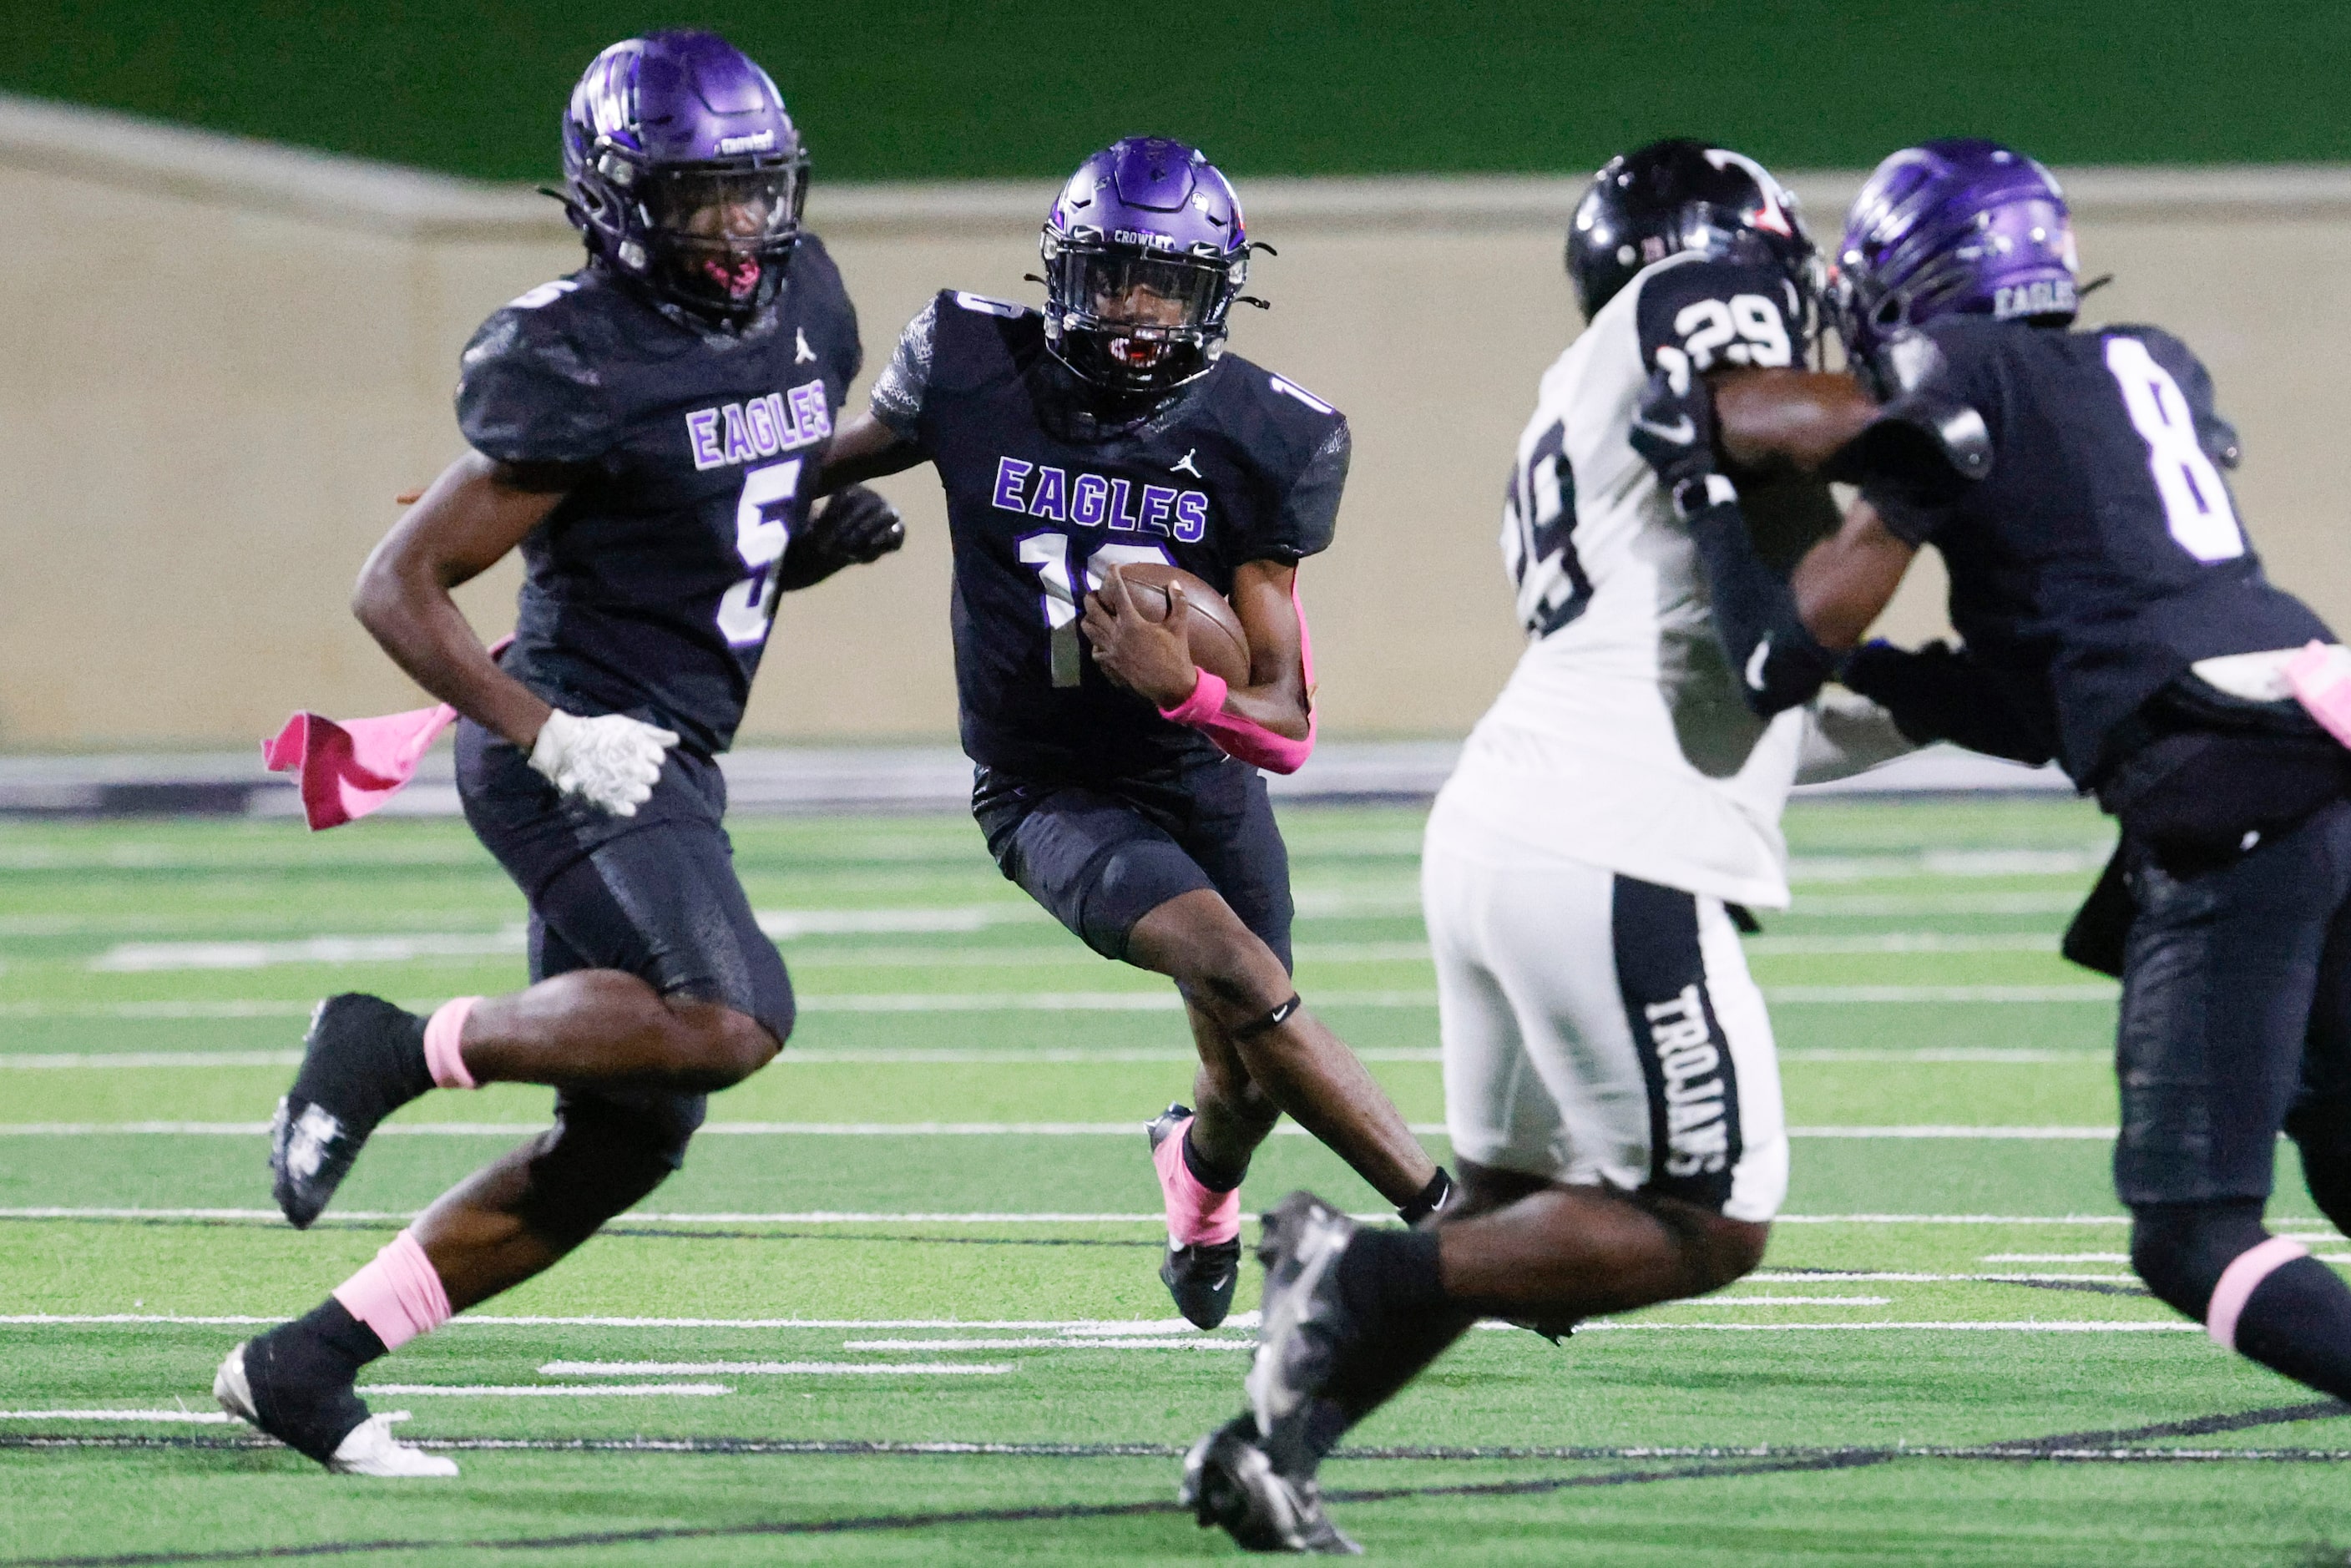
[1019,534,1177,686]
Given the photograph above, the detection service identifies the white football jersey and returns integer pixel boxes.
[1431,251,1828,908]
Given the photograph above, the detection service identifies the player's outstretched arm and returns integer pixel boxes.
[351,451,574,748]
[817,411,928,493]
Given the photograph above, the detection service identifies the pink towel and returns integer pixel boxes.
[263,704,458,831]
[263,639,512,832]
[2288,641,2351,750]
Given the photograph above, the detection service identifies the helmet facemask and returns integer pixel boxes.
[1042,234,1240,396]
[635,155,806,322]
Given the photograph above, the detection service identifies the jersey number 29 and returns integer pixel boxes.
[716,458,803,648]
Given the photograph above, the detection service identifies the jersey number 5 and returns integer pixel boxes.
[1019,534,1176,686]
[2103,336,2244,563]
[716,458,804,648]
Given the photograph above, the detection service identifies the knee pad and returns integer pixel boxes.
[2129,1198,2271,1321]
[516,1093,703,1249]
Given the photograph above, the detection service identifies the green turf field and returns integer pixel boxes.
[3,797,2347,1565]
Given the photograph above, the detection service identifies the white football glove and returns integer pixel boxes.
[527,709,678,817]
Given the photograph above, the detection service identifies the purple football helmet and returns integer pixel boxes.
[561,31,809,324]
[1831,139,2080,367]
[1040,138,1251,395]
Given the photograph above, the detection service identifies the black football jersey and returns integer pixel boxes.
[906,291,1349,780]
[1865,318,2332,783]
[456,240,862,757]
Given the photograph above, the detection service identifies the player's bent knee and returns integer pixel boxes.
[666,1004,779,1089]
[2130,1199,2271,1321]
[513,1103,695,1250]
[1701,1216,1771,1287]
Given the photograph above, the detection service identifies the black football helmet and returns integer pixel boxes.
[1565,139,1818,323]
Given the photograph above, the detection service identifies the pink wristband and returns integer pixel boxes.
[1159,669,1230,726]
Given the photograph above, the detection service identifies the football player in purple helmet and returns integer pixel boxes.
[823,139,1451,1432]
[1627,137,2351,1415]
[211,31,902,1477]
[559,28,811,323]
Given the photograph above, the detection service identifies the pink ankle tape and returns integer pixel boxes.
[1152,1118,1241,1247]
[2207,1237,2308,1349]
[331,1229,453,1351]
[422,997,479,1090]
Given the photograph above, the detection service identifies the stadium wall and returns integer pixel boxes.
[1,95,2347,751]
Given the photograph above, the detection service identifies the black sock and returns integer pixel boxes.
[1307,1228,1472,1460]
[1396,1167,1454,1227]
[244,1297,390,1461]
[2232,1256,2351,1401]
[294,995,433,1120]
[1335,1227,1449,1328]
[1181,1125,1246,1194]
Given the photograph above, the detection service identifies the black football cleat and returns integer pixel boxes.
[1246,1190,1363,1462]
[1149,1103,1243,1329]
[214,1338,455,1477]
[270,994,432,1228]
[1181,1413,1360,1555]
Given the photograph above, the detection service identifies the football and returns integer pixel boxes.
[1093,562,1252,686]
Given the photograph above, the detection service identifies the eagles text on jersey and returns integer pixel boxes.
[455,239,862,758]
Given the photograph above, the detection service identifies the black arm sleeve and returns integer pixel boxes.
[1839,640,2055,765]
[1681,491,1841,717]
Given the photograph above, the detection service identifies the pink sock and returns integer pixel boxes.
[331,1229,453,1351]
[1153,1115,1241,1247]
[422,997,479,1090]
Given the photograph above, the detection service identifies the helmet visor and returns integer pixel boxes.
[640,159,808,312]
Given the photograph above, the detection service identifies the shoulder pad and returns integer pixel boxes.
[1873,327,1953,398]
[1876,392,1994,482]
[1266,372,1340,417]
[503,276,583,312]
[949,291,1030,319]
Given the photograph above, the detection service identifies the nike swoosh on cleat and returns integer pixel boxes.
[1633,414,1696,445]
[1747,637,1773,691]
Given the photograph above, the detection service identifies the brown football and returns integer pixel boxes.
[1092,562,1252,686]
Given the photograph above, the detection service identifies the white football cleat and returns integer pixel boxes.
[214,1342,456,1477]
[326,1414,458,1479]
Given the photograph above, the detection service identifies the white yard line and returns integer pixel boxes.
[0,1120,2116,1139]
[359,1383,734,1397]
[1575,1321,2195,1333]
[0,1045,2110,1069]
[0,1409,236,1423]
[538,1361,1009,1376]
[841,1338,1250,1352]
[0,985,2120,1020]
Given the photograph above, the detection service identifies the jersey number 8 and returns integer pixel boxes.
[2102,336,2245,564]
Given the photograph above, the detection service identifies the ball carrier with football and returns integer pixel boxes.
[824,137,1453,1328]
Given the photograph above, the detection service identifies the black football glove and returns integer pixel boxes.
[806,485,905,564]
[1630,363,1727,514]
